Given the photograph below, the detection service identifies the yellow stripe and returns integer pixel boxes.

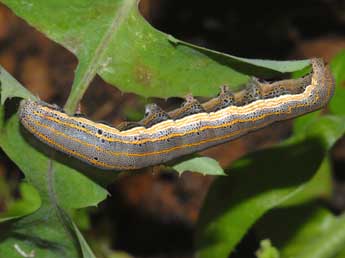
[33,84,315,145]
[25,111,289,169]
[22,121,117,169]
[28,94,315,158]
[19,59,334,169]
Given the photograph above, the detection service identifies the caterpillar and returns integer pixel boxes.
[18,58,334,170]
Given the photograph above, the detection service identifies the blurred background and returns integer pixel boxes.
[0,0,345,257]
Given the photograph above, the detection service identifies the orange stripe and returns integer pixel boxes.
[25,110,288,170]
[32,85,315,146]
[27,96,313,158]
[19,59,333,170]
[22,121,141,170]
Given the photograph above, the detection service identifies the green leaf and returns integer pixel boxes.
[0,205,85,258]
[72,222,96,258]
[1,0,310,113]
[0,114,107,257]
[195,115,345,258]
[0,74,109,209]
[257,205,345,258]
[0,65,35,105]
[334,247,345,258]
[0,69,107,257]
[177,39,310,74]
[71,209,91,231]
[172,157,225,176]
[0,101,4,130]
[329,50,345,115]
[278,156,332,207]
[0,183,41,222]
[256,239,280,258]
[292,111,320,134]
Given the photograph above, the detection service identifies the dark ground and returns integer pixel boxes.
[0,1,345,257]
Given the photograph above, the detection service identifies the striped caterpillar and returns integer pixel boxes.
[18,58,334,170]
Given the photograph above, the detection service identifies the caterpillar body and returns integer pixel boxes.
[19,58,334,170]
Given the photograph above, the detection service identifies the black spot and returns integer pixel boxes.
[98,129,103,135]
[101,139,105,143]
[94,157,98,161]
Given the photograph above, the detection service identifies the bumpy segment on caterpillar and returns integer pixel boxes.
[18,58,334,170]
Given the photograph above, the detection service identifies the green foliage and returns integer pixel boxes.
[0,66,34,105]
[256,239,280,258]
[0,0,309,113]
[329,50,345,115]
[0,1,344,258]
[0,183,41,222]
[195,115,345,258]
[195,50,345,258]
[0,111,108,257]
[173,157,225,176]
[0,65,108,258]
[256,204,345,258]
